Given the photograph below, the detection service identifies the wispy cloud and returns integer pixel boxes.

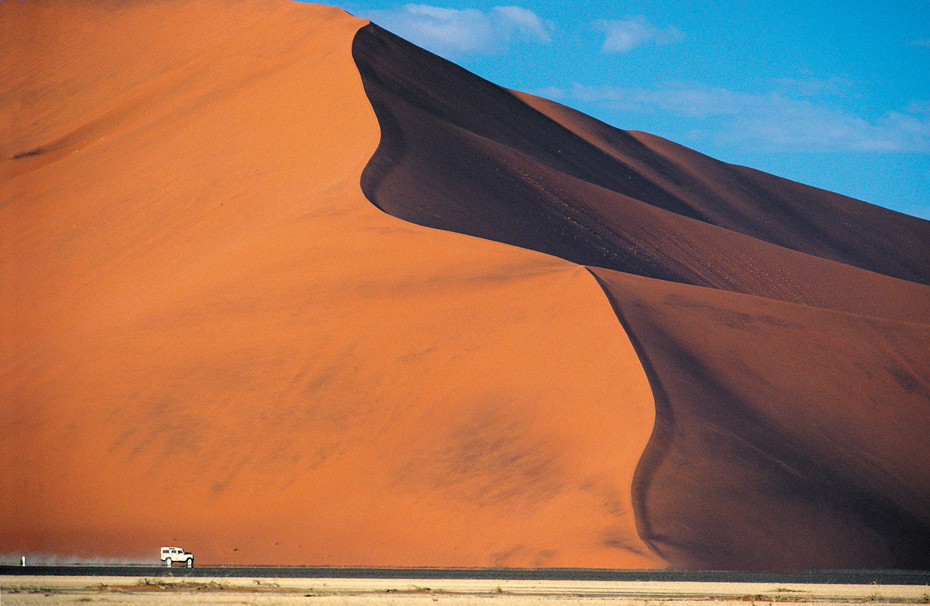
[362,4,552,58]
[905,100,930,115]
[909,38,930,47]
[594,18,683,53]
[561,83,930,152]
[771,74,855,99]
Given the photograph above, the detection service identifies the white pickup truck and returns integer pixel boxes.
[161,546,194,567]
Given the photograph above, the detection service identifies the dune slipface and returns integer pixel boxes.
[352,23,930,570]
[1,0,659,568]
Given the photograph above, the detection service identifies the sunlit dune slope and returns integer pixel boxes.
[352,22,930,570]
[0,0,659,567]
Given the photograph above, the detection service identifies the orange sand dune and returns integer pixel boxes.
[3,0,929,572]
[1,0,659,568]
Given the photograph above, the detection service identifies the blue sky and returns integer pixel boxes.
[325,0,930,219]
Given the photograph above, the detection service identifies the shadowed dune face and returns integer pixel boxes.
[1,0,660,568]
[353,25,930,288]
[592,269,930,571]
[513,92,930,287]
[352,22,930,570]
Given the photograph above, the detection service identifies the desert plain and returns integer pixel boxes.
[3,576,930,606]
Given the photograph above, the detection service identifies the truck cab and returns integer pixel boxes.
[160,546,194,567]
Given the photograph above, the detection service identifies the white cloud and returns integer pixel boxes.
[909,38,930,47]
[562,83,930,153]
[362,4,552,58]
[492,6,551,42]
[594,18,683,53]
[905,100,930,115]
[772,74,855,98]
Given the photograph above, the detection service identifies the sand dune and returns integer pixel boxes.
[2,0,929,572]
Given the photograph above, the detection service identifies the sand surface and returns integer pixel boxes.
[3,576,929,605]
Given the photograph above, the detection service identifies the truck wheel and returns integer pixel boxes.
[164,558,171,567]
[187,557,193,568]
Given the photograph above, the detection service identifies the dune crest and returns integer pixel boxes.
[1,0,660,568]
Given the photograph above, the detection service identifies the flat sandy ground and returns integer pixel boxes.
[2,576,929,605]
